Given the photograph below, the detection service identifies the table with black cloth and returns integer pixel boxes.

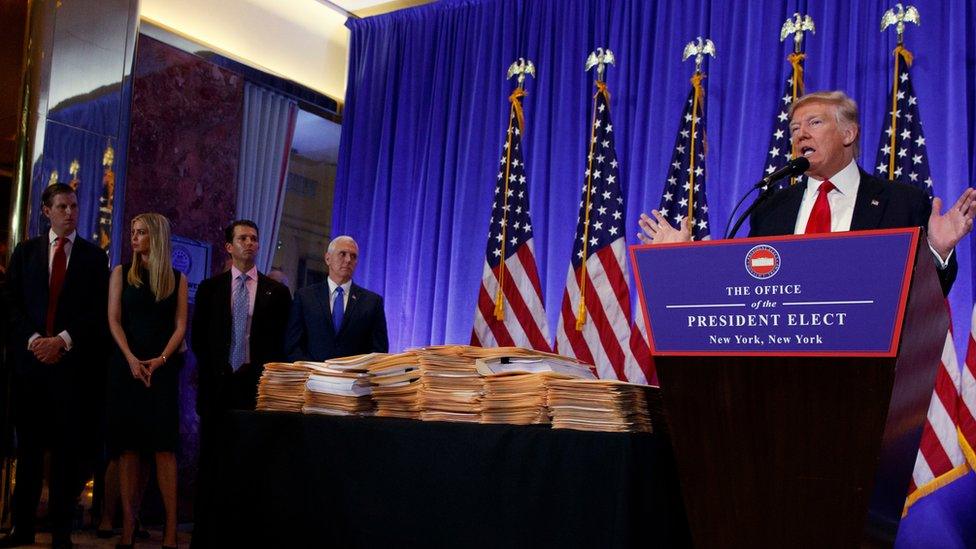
[197,411,691,548]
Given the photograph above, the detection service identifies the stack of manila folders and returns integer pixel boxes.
[256,346,659,433]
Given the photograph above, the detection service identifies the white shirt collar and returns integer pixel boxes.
[328,278,352,295]
[48,229,77,245]
[803,158,860,198]
[231,264,258,282]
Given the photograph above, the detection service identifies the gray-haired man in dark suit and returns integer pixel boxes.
[285,236,388,361]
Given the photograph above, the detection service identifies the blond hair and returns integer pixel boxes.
[127,213,176,302]
[789,90,861,156]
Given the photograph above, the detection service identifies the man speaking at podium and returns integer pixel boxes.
[638,90,976,295]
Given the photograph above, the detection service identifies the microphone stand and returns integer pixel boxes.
[724,156,808,239]
[724,182,779,240]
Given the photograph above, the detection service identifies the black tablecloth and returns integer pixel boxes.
[196,411,690,548]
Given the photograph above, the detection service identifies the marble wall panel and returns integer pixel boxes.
[123,35,241,272]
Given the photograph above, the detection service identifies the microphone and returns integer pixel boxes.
[752,156,810,189]
[724,156,811,239]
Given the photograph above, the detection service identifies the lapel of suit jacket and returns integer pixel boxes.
[850,171,887,231]
[338,283,362,334]
[216,271,233,345]
[34,236,51,306]
[61,232,96,288]
[60,237,86,311]
[56,234,90,309]
[253,274,275,327]
[771,184,806,236]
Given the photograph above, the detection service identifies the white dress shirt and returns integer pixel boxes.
[230,265,259,364]
[793,159,860,234]
[327,278,352,311]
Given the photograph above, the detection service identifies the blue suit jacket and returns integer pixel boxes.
[284,281,389,361]
[749,169,957,295]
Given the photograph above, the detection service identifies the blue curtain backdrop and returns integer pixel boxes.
[335,0,976,543]
[336,0,976,353]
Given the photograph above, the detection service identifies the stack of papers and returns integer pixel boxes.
[417,345,484,423]
[471,347,597,379]
[255,348,658,432]
[367,352,423,418]
[547,379,656,433]
[256,362,314,412]
[480,372,573,425]
[302,357,376,416]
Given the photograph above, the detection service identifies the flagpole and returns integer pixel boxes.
[680,37,714,230]
[687,74,701,226]
[575,88,599,330]
[576,48,615,331]
[781,13,814,186]
[788,51,804,186]
[494,59,536,321]
[887,50,902,181]
[494,96,516,320]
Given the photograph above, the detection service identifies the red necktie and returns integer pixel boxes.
[46,237,67,336]
[804,180,836,234]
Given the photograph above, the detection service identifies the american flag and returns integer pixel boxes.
[554,80,653,383]
[658,74,712,241]
[905,317,968,509]
[877,46,968,511]
[761,53,806,192]
[959,306,976,469]
[471,87,551,351]
[873,47,933,194]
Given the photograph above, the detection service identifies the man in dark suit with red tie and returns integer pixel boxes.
[1,183,109,549]
[285,235,388,361]
[638,90,976,295]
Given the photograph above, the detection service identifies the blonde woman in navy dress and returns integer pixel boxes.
[107,213,187,548]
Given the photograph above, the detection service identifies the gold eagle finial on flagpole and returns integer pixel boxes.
[881,3,920,45]
[780,13,815,53]
[585,48,615,81]
[506,58,536,87]
[682,37,715,74]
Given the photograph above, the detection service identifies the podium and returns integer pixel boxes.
[630,228,947,547]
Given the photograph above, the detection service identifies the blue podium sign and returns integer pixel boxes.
[629,228,919,357]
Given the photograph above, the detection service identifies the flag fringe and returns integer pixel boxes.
[959,425,976,471]
[902,462,970,516]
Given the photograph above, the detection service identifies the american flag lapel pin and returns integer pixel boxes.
[871,199,880,206]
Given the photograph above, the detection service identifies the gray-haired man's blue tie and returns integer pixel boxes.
[332,286,344,332]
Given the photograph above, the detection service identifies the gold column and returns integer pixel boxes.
[8,0,56,250]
